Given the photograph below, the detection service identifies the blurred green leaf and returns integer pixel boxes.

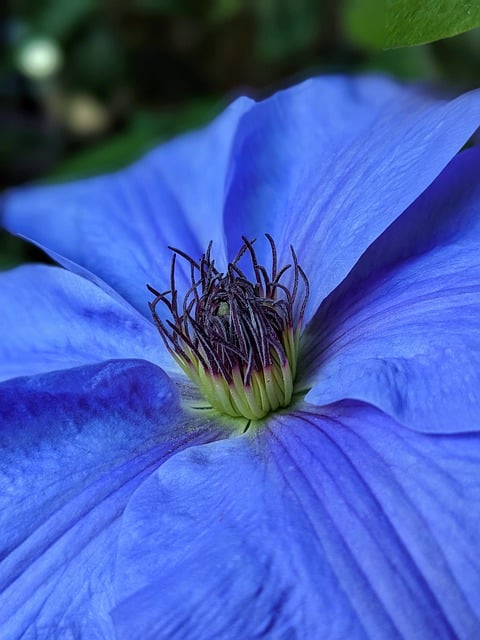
[254,0,320,61]
[68,24,125,96]
[344,0,385,48]
[0,232,31,270]
[49,100,222,181]
[365,44,437,79]
[430,28,480,87]
[345,0,480,48]
[208,0,244,23]
[33,0,98,40]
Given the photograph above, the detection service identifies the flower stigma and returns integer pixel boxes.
[148,235,309,421]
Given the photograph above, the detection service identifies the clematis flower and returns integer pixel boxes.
[1,75,480,639]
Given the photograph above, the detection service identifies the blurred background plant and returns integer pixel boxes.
[1,0,480,268]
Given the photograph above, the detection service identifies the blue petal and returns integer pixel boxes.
[0,359,226,639]
[305,146,480,433]
[0,264,174,382]
[223,76,480,318]
[2,98,253,316]
[112,403,480,639]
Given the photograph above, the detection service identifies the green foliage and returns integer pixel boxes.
[0,233,25,270]
[345,0,480,48]
[50,101,221,181]
[365,45,437,79]
[16,0,98,41]
[3,0,480,270]
[253,0,321,63]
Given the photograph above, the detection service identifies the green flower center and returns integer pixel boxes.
[148,235,309,421]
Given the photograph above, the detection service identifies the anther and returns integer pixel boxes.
[148,236,308,420]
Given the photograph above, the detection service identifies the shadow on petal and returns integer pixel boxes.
[113,402,480,640]
[0,359,225,639]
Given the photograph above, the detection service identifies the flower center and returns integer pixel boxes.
[148,235,309,421]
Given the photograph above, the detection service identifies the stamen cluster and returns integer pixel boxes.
[148,235,308,420]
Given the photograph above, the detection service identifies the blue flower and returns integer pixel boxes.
[1,75,480,639]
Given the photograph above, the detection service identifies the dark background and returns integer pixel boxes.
[2,0,480,268]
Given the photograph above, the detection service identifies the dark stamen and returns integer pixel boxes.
[148,236,309,419]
